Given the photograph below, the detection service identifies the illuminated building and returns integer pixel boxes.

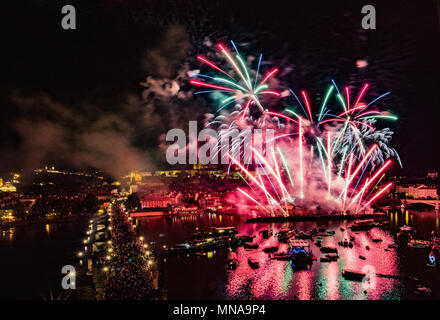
[33,166,104,179]
[129,185,139,194]
[141,194,175,208]
[0,209,15,222]
[198,195,222,211]
[124,163,243,183]
[396,184,438,199]
[172,205,199,214]
[11,173,20,184]
[0,182,16,193]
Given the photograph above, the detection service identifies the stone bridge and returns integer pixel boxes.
[402,199,439,210]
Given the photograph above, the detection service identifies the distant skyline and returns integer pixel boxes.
[2,1,440,177]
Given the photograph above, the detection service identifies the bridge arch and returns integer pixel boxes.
[403,199,439,210]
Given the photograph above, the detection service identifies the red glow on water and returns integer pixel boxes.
[123,210,439,300]
[223,222,402,300]
[324,261,340,300]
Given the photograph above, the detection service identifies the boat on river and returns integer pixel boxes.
[288,239,313,270]
[342,269,366,281]
[408,239,431,249]
[165,237,234,254]
[276,228,295,242]
[235,234,254,244]
[321,253,339,262]
[271,251,291,260]
[244,242,259,250]
[295,231,313,240]
[248,257,260,269]
[192,226,237,239]
[320,246,338,254]
[263,246,278,253]
[348,219,377,231]
[398,225,416,236]
[338,239,353,248]
[260,229,270,239]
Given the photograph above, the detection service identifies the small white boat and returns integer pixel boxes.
[415,286,431,295]
[408,239,431,249]
[399,225,416,233]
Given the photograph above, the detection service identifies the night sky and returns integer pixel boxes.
[2,0,440,177]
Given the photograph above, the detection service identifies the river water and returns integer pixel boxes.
[0,210,438,300]
[136,209,440,300]
[0,217,89,299]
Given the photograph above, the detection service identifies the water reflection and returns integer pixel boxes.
[0,218,89,299]
[137,209,439,300]
[0,227,15,242]
[223,222,401,300]
[436,213,439,233]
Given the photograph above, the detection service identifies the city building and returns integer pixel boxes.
[0,209,15,222]
[0,182,16,193]
[123,163,243,188]
[198,194,223,211]
[395,184,438,199]
[141,194,176,209]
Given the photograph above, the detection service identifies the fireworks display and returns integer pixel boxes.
[191,40,281,117]
[191,42,401,217]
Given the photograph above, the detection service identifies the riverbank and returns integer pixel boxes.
[0,215,92,299]
[0,213,95,230]
[245,212,387,223]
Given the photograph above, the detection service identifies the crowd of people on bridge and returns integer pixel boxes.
[103,203,153,300]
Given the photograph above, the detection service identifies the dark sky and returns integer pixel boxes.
[2,0,440,177]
